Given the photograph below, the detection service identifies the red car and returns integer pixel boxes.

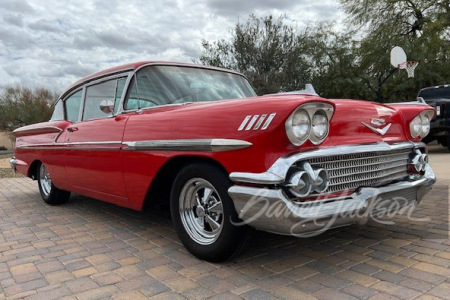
[10,62,436,262]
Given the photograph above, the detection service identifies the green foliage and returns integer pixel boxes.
[201,15,314,95]
[340,0,450,102]
[200,2,450,102]
[0,86,57,130]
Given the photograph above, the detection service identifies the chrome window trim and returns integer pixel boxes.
[77,86,86,123]
[122,139,252,152]
[230,141,425,185]
[134,62,248,80]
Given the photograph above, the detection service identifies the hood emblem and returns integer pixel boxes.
[362,119,391,136]
[370,118,386,126]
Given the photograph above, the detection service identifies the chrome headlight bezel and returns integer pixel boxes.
[410,110,434,138]
[285,109,311,146]
[285,103,334,146]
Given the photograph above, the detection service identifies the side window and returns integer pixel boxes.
[65,90,82,122]
[124,70,175,110]
[83,80,117,121]
[124,75,159,110]
[50,100,64,121]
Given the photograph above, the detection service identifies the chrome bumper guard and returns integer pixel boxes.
[228,142,436,236]
[10,157,17,173]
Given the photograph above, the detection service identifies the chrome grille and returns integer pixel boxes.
[309,148,411,193]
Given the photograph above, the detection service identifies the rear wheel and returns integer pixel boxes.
[37,162,70,205]
[170,163,253,262]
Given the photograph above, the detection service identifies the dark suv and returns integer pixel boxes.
[418,84,450,150]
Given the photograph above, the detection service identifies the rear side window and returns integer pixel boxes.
[65,90,82,122]
[50,100,64,121]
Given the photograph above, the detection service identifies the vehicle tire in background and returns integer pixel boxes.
[170,163,253,262]
[447,133,450,151]
[37,162,71,205]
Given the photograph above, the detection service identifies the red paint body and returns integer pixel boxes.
[12,62,434,211]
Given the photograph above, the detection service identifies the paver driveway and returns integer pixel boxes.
[0,148,449,300]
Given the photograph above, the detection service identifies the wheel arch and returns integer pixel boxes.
[141,156,229,212]
[28,160,41,180]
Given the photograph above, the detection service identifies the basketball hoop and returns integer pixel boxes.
[398,61,419,78]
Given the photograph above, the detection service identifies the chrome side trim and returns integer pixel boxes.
[16,141,122,151]
[230,142,422,184]
[238,116,252,131]
[245,115,259,130]
[12,126,63,135]
[123,139,252,152]
[261,113,276,130]
[253,114,267,130]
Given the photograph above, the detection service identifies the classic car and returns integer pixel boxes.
[417,84,450,150]
[10,61,436,262]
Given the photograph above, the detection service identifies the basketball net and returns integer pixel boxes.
[398,61,419,78]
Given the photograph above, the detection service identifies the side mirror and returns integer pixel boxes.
[99,99,114,114]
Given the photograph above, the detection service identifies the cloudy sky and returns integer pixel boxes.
[0,0,345,93]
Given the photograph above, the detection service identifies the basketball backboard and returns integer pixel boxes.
[390,46,407,68]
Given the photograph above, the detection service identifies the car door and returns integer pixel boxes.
[64,75,130,206]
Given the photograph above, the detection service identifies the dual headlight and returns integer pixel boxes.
[285,103,334,146]
[409,110,434,138]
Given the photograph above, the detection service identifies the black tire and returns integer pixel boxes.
[170,163,253,262]
[37,162,71,205]
[446,133,450,151]
[437,136,447,147]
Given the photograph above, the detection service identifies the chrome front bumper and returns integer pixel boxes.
[228,142,436,236]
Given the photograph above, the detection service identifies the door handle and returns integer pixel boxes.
[67,126,79,132]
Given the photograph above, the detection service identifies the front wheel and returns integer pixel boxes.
[170,163,253,262]
[37,162,71,205]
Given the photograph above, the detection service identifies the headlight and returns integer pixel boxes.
[410,115,422,138]
[310,110,329,144]
[285,103,334,146]
[421,114,430,137]
[286,109,311,146]
[409,110,434,138]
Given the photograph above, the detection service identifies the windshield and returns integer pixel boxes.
[124,65,256,110]
[418,86,450,100]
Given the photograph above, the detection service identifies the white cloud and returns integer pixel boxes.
[0,0,344,94]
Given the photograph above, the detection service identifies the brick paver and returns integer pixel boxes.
[0,151,448,299]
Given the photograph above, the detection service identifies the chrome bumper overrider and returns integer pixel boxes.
[10,157,17,173]
[228,142,436,236]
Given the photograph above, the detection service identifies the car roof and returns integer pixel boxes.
[60,61,243,100]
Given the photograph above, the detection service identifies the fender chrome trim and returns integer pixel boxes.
[16,141,122,151]
[123,139,252,152]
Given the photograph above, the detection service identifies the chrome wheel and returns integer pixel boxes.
[179,178,224,245]
[39,164,52,197]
